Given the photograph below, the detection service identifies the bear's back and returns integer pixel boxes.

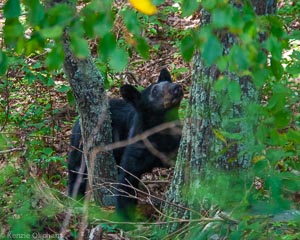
[109,99,137,164]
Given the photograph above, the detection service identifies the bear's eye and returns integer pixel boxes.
[151,86,159,97]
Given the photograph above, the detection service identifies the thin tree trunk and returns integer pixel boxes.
[163,0,277,232]
[45,0,118,206]
[62,32,117,206]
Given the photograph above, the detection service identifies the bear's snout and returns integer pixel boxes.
[170,84,183,97]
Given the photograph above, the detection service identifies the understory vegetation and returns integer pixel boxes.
[0,0,299,239]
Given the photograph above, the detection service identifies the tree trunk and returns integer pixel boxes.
[45,0,118,206]
[163,0,277,233]
[62,32,117,206]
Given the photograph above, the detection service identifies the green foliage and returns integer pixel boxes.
[181,0,199,17]
[174,0,299,239]
[0,50,8,75]
[4,0,21,19]
[181,35,195,61]
[1,0,299,238]
[0,50,70,236]
[201,34,223,66]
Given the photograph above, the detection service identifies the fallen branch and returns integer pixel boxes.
[0,147,25,154]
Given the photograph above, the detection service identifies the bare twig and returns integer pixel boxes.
[91,166,201,218]
[142,138,171,166]
[69,121,181,156]
[60,151,87,238]
[104,121,181,152]
[96,216,217,226]
[0,147,25,154]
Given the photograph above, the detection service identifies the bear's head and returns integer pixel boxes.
[120,68,183,119]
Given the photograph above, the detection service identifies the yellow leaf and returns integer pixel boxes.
[252,155,265,163]
[213,129,227,144]
[128,0,158,15]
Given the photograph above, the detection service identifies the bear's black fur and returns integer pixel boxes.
[67,68,183,219]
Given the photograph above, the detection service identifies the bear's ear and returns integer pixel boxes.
[120,84,141,106]
[157,68,172,83]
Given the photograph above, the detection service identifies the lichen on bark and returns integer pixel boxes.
[62,29,117,206]
[163,0,277,233]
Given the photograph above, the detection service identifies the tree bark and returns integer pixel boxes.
[163,0,277,233]
[62,32,117,206]
[45,0,118,206]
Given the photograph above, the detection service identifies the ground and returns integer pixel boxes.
[0,1,195,238]
[0,0,299,239]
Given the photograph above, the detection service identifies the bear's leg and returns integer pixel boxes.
[116,145,159,220]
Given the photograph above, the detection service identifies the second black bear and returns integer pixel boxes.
[68,68,183,220]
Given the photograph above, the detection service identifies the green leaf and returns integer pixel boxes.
[56,85,70,93]
[287,129,300,142]
[94,15,113,37]
[269,16,284,38]
[228,81,241,103]
[24,0,45,26]
[0,133,9,149]
[214,76,229,91]
[4,0,21,19]
[289,30,300,40]
[265,36,282,61]
[212,7,232,28]
[70,35,90,58]
[42,147,53,155]
[230,45,250,70]
[265,175,282,199]
[152,0,164,4]
[253,158,268,175]
[181,35,195,62]
[216,56,228,71]
[136,37,149,59]
[266,149,287,163]
[270,58,283,80]
[274,109,291,129]
[267,87,286,112]
[47,4,73,27]
[220,131,242,140]
[3,19,24,44]
[40,26,63,39]
[269,130,287,146]
[99,33,116,60]
[81,0,113,28]
[181,0,199,17]
[286,51,300,75]
[202,35,222,66]
[70,19,85,39]
[82,4,113,38]
[109,48,128,72]
[46,44,64,70]
[256,124,268,143]
[122,9,141,35]
[252,69,269,88]
[26,38,45,55]
[0,51,8,75]
[282,174,300,192]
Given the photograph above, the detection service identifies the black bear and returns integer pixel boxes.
[68,68,183,220]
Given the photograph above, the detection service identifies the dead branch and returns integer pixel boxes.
[0,147,25,154]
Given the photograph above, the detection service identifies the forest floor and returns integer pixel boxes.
[53,2,197,238]
[1,1,197,238]
[1,0,299,239]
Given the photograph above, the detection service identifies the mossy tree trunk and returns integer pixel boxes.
[163,0,277,232]
[62,33,117,206]
[47,0,117,206]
